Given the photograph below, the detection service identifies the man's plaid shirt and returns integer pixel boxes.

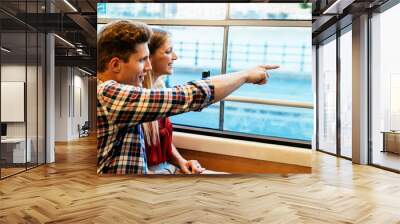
[97,79,215,174]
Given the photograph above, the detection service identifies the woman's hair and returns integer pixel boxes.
[142,28,170,147]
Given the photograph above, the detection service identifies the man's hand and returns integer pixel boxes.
[244,65,280,85]
[179,160,205,174]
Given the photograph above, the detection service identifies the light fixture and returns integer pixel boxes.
[322,0,354,15]
[1,47,11,53]
[77,67,93,76]
[76,48,88,56]
[63,0,78,12]
[54,34,75,48]
[323,0,341,14]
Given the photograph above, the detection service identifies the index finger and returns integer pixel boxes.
[262,65,280,70]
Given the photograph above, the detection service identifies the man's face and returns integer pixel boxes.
[118,43,152,86]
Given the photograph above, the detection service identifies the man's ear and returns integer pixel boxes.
[108,57,121,73]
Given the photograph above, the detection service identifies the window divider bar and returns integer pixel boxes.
[367,11,373,165]
[219,24,230,131]
[226,3,231,19]
[315,44,320,150]
[25,14,28,171]
[336,27,341,157]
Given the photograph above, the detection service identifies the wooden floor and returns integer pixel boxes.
[1,163,43,178]
[0,167,26,178]
[1,136,400,223]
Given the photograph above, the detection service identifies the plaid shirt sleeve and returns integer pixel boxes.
[97,79,215,127]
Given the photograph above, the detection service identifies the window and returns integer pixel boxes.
[225,26,312,140]
[317,36,337,154]
[224,102,313,140]
[0,0,46,178]
[371,3,400,171]
[160,26,224,129]
[227,27,311,101]
[98,3,227,20]
[98,3,312,142]
[229,3,311,20]
[339,28,352,158]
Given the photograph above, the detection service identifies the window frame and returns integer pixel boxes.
[315,33,338,156]
[97,4,312,148]
[0,1,47,179]
[314,17,353,161]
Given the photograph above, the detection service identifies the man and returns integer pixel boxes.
[97,20,279,174]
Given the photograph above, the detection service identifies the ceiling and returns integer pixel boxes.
[312,0,390,44]
[3,0,393,74]
[0,0,97,74]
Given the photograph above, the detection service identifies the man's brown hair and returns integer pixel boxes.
[97,20,152,73]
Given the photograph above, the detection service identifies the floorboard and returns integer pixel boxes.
[1,135,400,223]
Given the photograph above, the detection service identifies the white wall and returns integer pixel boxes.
[55,66,70,141]
[54,66,89,141]
[72,73,89,138]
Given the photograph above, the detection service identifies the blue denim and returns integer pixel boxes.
[148,162,179,174]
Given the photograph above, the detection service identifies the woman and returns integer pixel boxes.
[142,28,206,174]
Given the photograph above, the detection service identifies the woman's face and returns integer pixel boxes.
[150,38,177,76]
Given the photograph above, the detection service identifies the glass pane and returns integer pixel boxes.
[318,37,337,154]
[371,4,400,171]
[98,3,227,20]
[27,31,38,168]
[227,27,312,102]
[340,29,352,158]
[224,26,312,140]
[229,3,311,20]
[224,102,313,141]
[38,33,45,164]
[1,30,27,177]
[158,26,224,129]
[0,1,46,178]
